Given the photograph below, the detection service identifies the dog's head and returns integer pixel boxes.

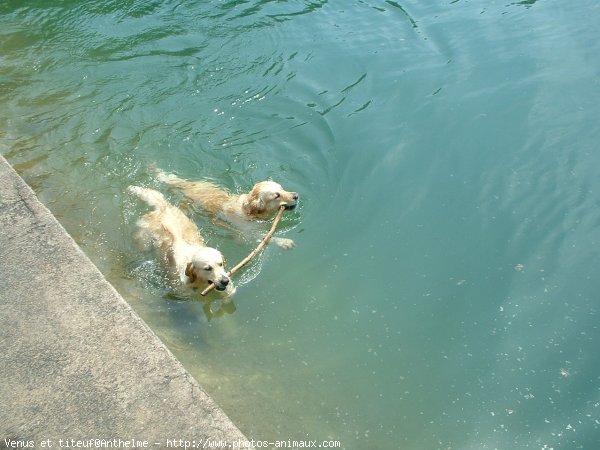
[185,247,231,292]
[243,181,299,218]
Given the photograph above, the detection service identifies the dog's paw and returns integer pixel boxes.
[274,237,295,249]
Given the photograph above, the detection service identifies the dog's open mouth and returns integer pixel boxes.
[284,204,297,211]
[208,280,227,291]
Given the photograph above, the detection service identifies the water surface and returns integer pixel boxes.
[2,1,600,448]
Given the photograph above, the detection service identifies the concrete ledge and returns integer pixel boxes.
[0,154,250,448]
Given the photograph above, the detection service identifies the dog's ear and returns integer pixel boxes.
[243,189,265,217]
[185,262,196,283]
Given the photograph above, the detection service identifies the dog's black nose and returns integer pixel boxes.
[221,277,229,286]
[292,193,299,201]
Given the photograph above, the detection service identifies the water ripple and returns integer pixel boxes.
[3,1,600,448]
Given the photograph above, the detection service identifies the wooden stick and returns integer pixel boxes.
[200,205,287,296]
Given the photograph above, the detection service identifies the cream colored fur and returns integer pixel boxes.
[156,171,299,249]
[128,186,234,296]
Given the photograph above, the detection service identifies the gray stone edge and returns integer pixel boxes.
[0,154,251,449]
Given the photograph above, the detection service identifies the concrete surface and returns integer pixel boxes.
[0,154,251,449]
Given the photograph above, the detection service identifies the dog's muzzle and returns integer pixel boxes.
[212,276,230,291]
[283,193,299,210]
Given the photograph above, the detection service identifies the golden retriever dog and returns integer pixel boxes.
[128,186,234,296]
[155,170,299,249]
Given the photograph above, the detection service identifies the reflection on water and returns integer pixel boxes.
[2,0,600,448]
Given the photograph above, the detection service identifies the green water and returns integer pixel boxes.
[2,1,600,448]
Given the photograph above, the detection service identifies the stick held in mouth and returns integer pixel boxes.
[200,205,287,296]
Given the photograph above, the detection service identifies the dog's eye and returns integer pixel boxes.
[274,192,280,199]
[204,266,212,271]
[218,262,223,267]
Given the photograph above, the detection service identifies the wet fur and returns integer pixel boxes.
[156,171,299,249]
[128,186,234,295]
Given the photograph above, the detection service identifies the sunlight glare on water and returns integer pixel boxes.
[2,0,600,448]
